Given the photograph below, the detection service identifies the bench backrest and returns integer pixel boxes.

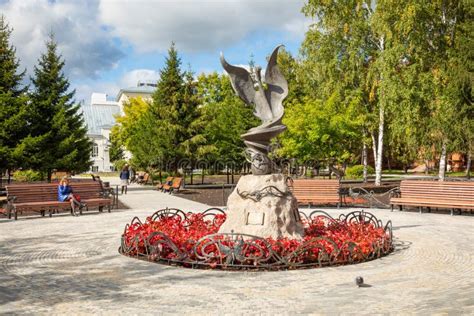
[143,173,150,183]
[400,180,474,202]
[289,179,340,197]
[6,183,58,203]
[172,177,182,189]
[6,181,104,203]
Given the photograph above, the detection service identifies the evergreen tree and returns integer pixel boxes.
[16,34,91,181]
[181,68,202,160]
[147,43,195,171]
[0,16,28,174]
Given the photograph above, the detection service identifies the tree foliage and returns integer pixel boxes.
[194,72,258,163]
[106,3,473,180]
[297,0,473,182]
[16,34,92,180]
[0,16,28,172]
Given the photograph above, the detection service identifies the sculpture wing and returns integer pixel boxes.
[220,53,255,106]
[264,45,288,120]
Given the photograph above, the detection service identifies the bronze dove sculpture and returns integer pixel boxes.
[220,45,288,175]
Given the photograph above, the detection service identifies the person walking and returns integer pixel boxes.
[129,166,136,183]
[120,164,130,194]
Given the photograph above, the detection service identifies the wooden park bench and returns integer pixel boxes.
[137,172,150,185]
[288,179,341,207]
[390,180,474,215]
[6,181,112,220]
[160,177,183,193]
[157,176,173,191]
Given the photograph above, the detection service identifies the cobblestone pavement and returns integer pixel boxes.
[0,188,473,315]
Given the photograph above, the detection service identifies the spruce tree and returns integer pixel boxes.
[148,43,190,171]
[16,34,91,181]
[0,15,28,175]
[180,68,201,159]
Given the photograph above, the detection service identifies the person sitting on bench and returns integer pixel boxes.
[58,176,85,215]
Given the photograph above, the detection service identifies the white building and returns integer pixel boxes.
[115,82,156,160]
[82,82,156,172]
[116,81,156,114]
[82,93,120,172]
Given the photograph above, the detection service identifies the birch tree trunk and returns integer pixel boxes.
[374,35,385,187]
[371,133,377,165]
[375,104,384,186]
[362,142,368,183]
[438,141,447,181]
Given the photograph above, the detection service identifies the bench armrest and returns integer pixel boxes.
[389,187,401,199]
[101,188,114,198]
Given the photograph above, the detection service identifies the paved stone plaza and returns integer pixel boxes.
[1,185,473,315]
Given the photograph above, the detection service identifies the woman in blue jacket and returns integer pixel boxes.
[58,176,84,215]
[120,164,130,194]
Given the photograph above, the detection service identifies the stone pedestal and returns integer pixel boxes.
[219,174,304,239]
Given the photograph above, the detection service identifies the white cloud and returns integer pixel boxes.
[75,68,159,105]
[75,81,121,105]
[1,0,310,104]
[1,0,123,80]
[120,69,159,88]
[99,0,309,53]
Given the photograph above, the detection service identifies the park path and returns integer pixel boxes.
[0,185,473,314]
[117,183,211,211]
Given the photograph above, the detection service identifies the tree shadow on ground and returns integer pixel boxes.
[0,232,234,311]
[392,225,421,231]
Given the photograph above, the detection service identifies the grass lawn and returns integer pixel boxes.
[77,171,119,178]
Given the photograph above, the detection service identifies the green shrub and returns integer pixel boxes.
[114,159,128,171]
[345,165,374,179]
[13,169,45,182]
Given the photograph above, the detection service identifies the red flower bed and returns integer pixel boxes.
[120,209,393,269]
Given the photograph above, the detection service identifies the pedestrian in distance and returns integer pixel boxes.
[120,164,130,194]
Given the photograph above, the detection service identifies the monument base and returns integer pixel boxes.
[219,174,304,240]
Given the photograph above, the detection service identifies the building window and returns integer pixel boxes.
[92,143,98,157]
[92,166,99,172]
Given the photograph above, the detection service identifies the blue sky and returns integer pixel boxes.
[2,0,311,104]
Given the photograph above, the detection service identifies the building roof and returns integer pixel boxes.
[81,103,121,136]
[116,85,155,101]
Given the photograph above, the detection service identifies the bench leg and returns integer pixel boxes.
[451,208,454,216]
[41,210,45,217]
[419,207,422,214]
[399,205,403,212]
[391,205,393,212]
[108,204,111,213]
[99,206,103,212]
